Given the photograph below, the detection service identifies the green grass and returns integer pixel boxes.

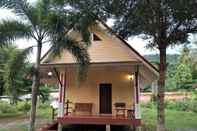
[142,107,197,131]
[0,103,52,119]
[37,106,52,118]
[0,112,24,118]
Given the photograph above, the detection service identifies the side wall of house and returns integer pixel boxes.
[62,66,135,116]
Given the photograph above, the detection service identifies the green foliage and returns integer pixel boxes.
[141,102,156,109]
[38,102,50,109]
[145,54,179,65]
[0,45,31,104]
[0,101,17,114]
[165,64,177,91]
[0,0,96,84]
[39,85,50,103]
[143,96,197,113]
[143,85,152,92]
[0,20,31,45]
[175,64,192,88]
[114,0,196,46]
[183,44,197,80]
[16,101,31,113]
[145,46,196,92]
[0,101,51,118]
[165,100,191,112]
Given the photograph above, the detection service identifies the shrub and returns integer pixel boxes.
[141,102,156,109]
[16,101,31,113]
[175,100,190,111]
[144,99,197,113]
[165,100,177,110]
[39,103,50,109]
[0,101,17,113]
[189,100,197,113]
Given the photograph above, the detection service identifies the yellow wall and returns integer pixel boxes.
[41,25,139,64]
[62,65,135,116]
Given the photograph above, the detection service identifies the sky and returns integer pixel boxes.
[0,0,190,62]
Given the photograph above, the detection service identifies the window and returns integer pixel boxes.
[93,33,102,41]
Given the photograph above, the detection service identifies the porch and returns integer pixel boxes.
[57,114,141,126]
[40,62,149,130]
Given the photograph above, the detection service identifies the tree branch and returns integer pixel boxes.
[168,21,183,38]
[185,26,197,33]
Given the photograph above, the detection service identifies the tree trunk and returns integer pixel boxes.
[29,42,42,131]
[157,46,166,131]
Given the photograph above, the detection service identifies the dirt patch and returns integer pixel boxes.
[0,116,50,131]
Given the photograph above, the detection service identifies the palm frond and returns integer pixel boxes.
[1,0,33,19]
[73,11,97,45]
[51,36,90,83]
[0,20,32,45]
[27,0,52,34]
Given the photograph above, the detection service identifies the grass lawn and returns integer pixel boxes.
[142,107,197,131]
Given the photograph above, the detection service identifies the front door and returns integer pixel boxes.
[99,84,112,114]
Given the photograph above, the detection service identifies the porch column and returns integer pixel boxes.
[58,72,66,117]
[106,125,111,131]
[152,80,158,101]
[134,65,141,119]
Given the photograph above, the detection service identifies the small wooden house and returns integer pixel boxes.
[40,21,158,130]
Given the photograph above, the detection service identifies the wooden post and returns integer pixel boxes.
[152,80,158,102]
[58,124,62,131]
[65,99,70,115]
[58,72,64,117]
[52,107,55,120]
[106,125,110,131]
[134,65,141,119]
[58,71,66,131]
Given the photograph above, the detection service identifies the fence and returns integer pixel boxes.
[140,92,192,103]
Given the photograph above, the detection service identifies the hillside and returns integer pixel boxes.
[144,54,179,64]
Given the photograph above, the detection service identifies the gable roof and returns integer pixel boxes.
[41,20,159,76]
[98,20,159,75]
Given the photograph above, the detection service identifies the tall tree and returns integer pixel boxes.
[70,0,197,130]
[107,1,197,130]
[0,0,95,130]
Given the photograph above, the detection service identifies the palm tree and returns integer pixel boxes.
[0,0,96,130]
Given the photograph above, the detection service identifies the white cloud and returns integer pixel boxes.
[15,38,50,62]
[0,8,17,20]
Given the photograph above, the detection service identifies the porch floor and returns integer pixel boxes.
[57,115,141,126]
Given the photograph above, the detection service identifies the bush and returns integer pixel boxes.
[189,100,197,113]
[143,98,197,113]
[141,102,156,109]
[0,101,17,114]
[142,98,197,113]
[165,99,193,111]
[175,100,190,111]
[39,102,50,109]
[16,101,31,113]
[165,100,177,110]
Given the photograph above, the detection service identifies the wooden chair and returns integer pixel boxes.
[114,102,126,117]
[127,109,135,119]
